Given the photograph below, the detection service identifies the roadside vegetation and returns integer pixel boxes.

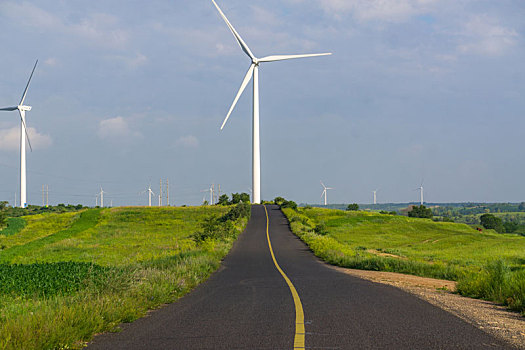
[279,204,525,315]
[0,201,250,350]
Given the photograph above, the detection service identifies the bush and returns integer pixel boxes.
[346,203,359,211]
[217,194,230,206]
[480,213,504,232]
[408,205,433,218]
[503,221,518,233]
[273,197,286,206]
[192,203,251,243]
[281,200,297,210]
[314,222,328,236]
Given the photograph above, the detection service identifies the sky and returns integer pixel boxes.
[0,0,524,206]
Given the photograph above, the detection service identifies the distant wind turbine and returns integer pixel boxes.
[212,0,331,204]
[320,181,333,206]
[202,184,215,205]
[372,189,380,205]
[0,60,38,208]
[140,185,155,207]
[415,182,424,205]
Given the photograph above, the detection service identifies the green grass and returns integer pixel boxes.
[0,218,26,238]
[0,205,249,350]
[282,207,525,315]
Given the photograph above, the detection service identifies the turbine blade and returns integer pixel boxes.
[20,60,38,106]
[18,110,33,152]
[320,180,326,189]
[220,64,255,130]
[0,107,18,111]
[259,53,332,63]
[211,0,255,60]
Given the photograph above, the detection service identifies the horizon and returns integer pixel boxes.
[1,1,524,206]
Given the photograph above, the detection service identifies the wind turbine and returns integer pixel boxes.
[415,182,424,205]
[201,184,215,205]
[0,60,38,208]
[140,185,155,207]
[320,181,333,206]
[372,189,380,205]
[212,0,331,204]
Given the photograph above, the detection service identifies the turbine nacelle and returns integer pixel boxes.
[18,105,32,112]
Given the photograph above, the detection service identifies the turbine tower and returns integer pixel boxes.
[0,60,38,208]
[212,0,331,204]
[140,185,155,207]
[372,189,378,205]
[202,184,215,205]
[416,182,424,205]
[320,181,333,206]
[99,187,105,208]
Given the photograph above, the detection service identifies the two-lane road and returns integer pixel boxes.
[88,205,510,349]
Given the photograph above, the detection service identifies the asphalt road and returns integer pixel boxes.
[87,205,511,349]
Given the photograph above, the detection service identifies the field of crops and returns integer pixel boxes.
[282,207,525,315]
[0,205,249,350]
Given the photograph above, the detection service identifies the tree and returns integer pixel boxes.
[281,200,297,210]
[217,194,230,206]
[480,213,503,232]
[519,202,525,211]
[408,205,433,219]
[239,193,250,203]
[346,203,359,211]
[231,193,241,204]
[274,197,286,206]
[503,221,518,233]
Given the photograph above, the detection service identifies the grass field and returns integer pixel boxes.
[0,205,249,350]
[282,207,525,315]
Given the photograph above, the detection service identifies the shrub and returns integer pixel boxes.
[192,203,251,243]
[346,203,359,211]
[273,197,286,206]
[408,205,433,218]
[314,222,328,236]
[480,213,504,232]
[281,200,298,210]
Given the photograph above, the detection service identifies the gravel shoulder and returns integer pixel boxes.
[331,266,525,349]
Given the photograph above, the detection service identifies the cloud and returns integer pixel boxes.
[0,2,129,49]
[176,135,199,148]
[97,116,141,140]
[0,127,52,151]
[457,15,518,56]
[317,0,437,22]
[44,57,58,66]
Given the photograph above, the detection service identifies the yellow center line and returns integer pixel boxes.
[264,205,305,350]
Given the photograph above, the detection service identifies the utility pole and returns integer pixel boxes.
[42,185,45,206]
[46,185,49,207]
[96,196,98,207]
[166,179,170,206]
[218,184,221,202]
[211,184,215,205]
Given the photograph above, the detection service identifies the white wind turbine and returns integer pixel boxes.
[415,182,424,205]
[212,0,331,204]
[201,184,215,205]
[0,60,38,208]
[140,185,155,207]
[372,189,380,205]
[320,181,333,206]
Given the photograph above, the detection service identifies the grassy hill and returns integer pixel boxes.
[282,207,525,315]
[0,205,249,350]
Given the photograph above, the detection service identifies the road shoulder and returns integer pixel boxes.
[331,266,525,349]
